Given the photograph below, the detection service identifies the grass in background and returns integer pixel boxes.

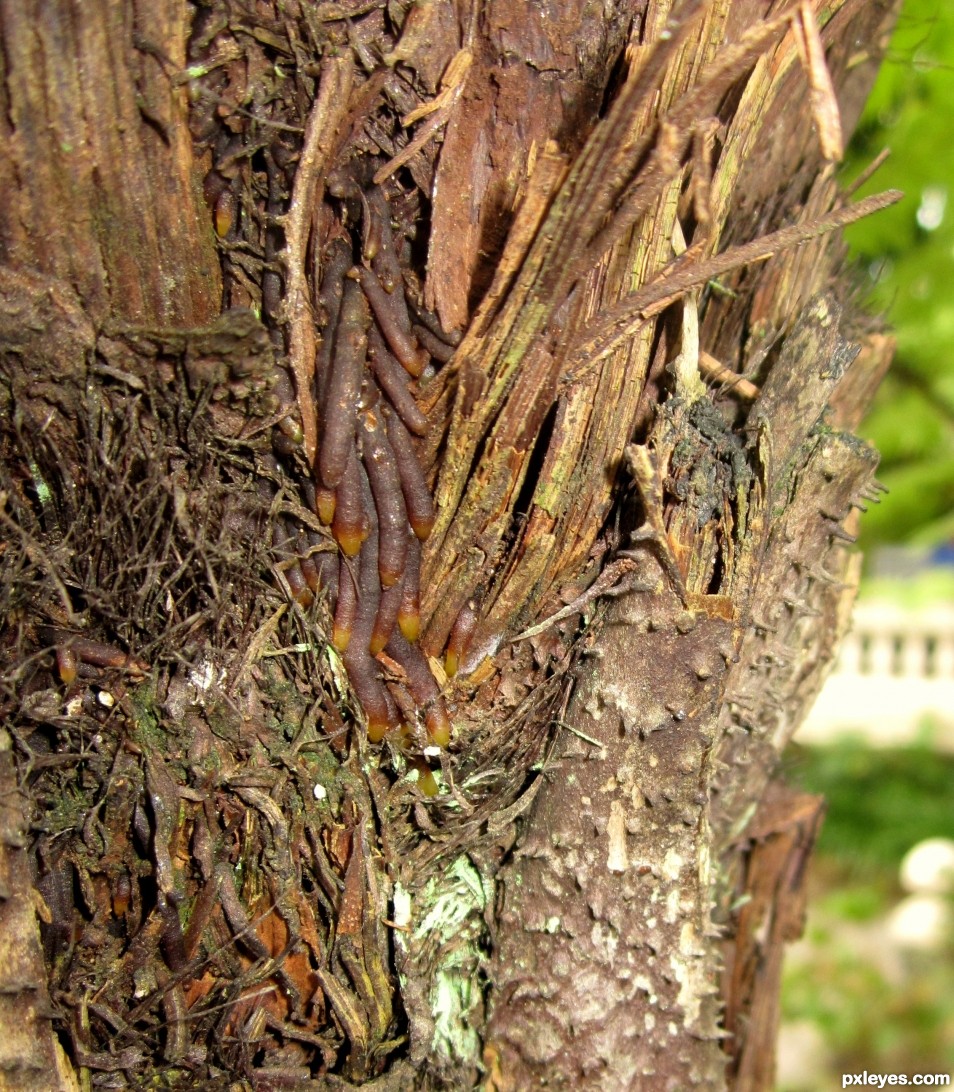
[781,738,954,1080]
[785,737,954,873]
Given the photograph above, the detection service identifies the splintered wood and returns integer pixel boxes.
[211,0,896,779]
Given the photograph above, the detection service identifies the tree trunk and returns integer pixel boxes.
[0,1,899,1089]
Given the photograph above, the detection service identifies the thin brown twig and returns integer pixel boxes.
[844,147,891,197]
[698,351,760,401]
[564,189,902,373]
[282,56,354,465]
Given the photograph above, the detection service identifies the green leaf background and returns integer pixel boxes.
[843,2,954,547]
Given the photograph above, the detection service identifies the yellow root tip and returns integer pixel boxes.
[316,492,336,525]
[398,612,420,643]
[367,716,389,743]
[335,528,364,557]
[425,707,451,748]
[411,517,434,542]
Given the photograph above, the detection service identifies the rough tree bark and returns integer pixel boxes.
[0,1,899,1090]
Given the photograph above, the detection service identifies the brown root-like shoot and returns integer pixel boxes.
[398,536,421,643]
[312,547,339,609]
[407,294,463,347]
[314,237,353,412]
[444,600,478,678]
[273,518,314,607]
[332,450,369,557]
[362,682,400,743]
[297,531,322,594]
[305,192,450,743]
[367,326,427,435]
[41,631,149,675]
[407,757,439,796]
[384,632,451,747]
[412,323,456,363]
[384,408,435,541]
[354,265,427,377]
[371,574,404,656]
[425,708,452,749]
[343,474,399,741]
[333,559,356,652]
[361,407,409,589]
[318,274,368,490]
[315,485,336,524]
[365,187,405,295]
[56,646,78,685]
[214,187,238,239]
[303,476,336,526]
[283,561,314,607]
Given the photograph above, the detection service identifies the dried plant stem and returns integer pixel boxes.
[283,56,354,464]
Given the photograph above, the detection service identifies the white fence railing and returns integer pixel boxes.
[798,601,954,750]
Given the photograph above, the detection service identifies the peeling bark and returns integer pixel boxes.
[424,0,639,329]
[0,0,220,325]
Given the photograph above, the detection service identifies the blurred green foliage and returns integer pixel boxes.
[783,933,954,1080]
[864,566,954,606]
[777,14,954,1068]
[782,739,954,1080]
[786,737,954,873]
[843,1,954,546]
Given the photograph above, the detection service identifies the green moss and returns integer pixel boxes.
[413,855,494,1068]
[128,681,163,748]
[44,783,92,837]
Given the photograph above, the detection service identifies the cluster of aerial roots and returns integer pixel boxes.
[273,179,461,748]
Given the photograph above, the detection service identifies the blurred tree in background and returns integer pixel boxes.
[845,1,954,548]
